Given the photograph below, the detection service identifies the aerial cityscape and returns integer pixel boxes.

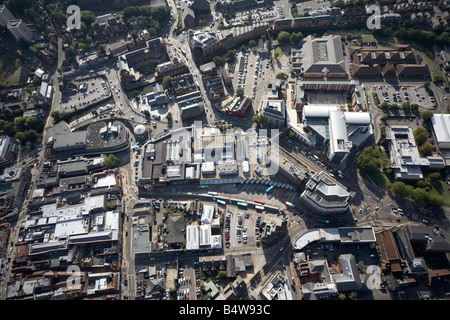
[0,0,450,303]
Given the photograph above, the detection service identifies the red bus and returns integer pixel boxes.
[277,188,286,197]
[254,199,265,204]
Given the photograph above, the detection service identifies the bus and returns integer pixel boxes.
[285,201,295,208]
[254,199,265,204]
[277,188,286,197]
[255,205,265,211]
[318,218,329,224]
[266,185,274,193]
[208,191,218,196]
[217,199,226,205]
[236,202,247,207]
[198,185,209,189]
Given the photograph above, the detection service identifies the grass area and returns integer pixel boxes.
[274,47,283,60]
[0,52,28,88]
[362,168,450,207]
[360,34,376,42]
[412,47,441,81]
[177,9,183,28]
[423,174,450,207]
[361,169,391,189]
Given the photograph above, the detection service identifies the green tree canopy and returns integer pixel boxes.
[236,87,244,97]
[356,146,389,172]
[252,113,263,125]
[419,142,433,156]
[104,154,118,168]
[212,56,225,67]
[162,76,172,90]
[421,110,434,122]
[290,32,303,46]
[81,10,97,26]
[276,72,287,80]
[277,31,290,45]
[413,127,428,146]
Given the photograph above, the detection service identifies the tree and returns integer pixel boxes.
[288,130,295,138]
[162,76,172,90]
[338,293,346,300]
[66,46,76,57]
[225,49,236,62]
[51,110,62,123]
[276,72,287,80]
[104,154,118,168]
[381,102,389,109]
[252,113,263,125]
[428,172,441,181]
[216,270,227,282]
[418,142,433,156]
[14,116,27,132]
[236,87,244,97]
[356,146,389,172]
[132,90,141,99]
[166,112,172,121]
[15,132,26,145]
[392,181,410,198]
[290,32,303,46]
[212,56,225,67]
[24,129,40,143]
[413,127,428,146]
[248,39,257,48]
[274,47,282,60]
[277,31,290,45]
[81,10,97,26]
[424,81,431,89]
[131,30,138,40]
[25,116,43,131]
[421,110,433,122]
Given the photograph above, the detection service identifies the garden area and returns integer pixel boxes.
[357,146,450,207]
[0,51,29,88]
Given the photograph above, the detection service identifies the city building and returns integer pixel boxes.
[332,254,363,292]
[431,113,450,165]
[0,136,18,167]
[221,96,252,116]
[47,121,129,158]
[301,105,371,163]
[188,31,221,57]
[7,19,33,42]
[350,44,430,79]
[376,230,407,275]
[260,271,293,300]
[155,46,189,80]
[0,5,15,27]
[300,171,351,215]
[299,35,348,80]
[295,252,337,300]
[118,37,167,85]
[385,126,444,180]
[260,99,286,128]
